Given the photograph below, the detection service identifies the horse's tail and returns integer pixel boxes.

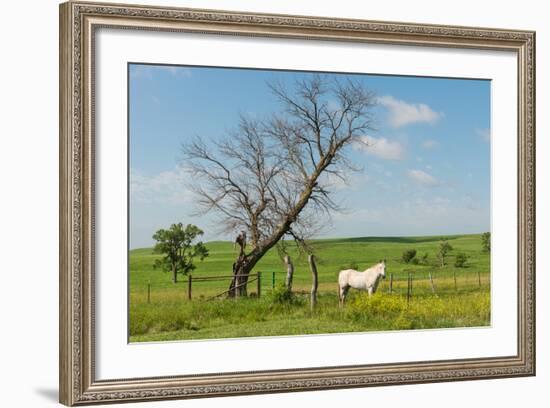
[337,272,344,306]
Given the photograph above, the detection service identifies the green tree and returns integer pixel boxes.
[455,252,468,268]
[152,223,209,283]
[438,240,453,267]
[402,249,417,264]
[481,232,491,252]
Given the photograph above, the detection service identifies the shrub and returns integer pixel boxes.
[340,261,359,271]
[402,249,417,264]
[269,284,303,305]
[421,253,429,264]
[392,313,415,330]
[411,258,420,265]
[455,252,468,268]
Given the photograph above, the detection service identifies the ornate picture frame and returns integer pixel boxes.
[59,1,535,405]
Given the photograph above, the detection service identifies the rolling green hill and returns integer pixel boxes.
[130,233,489,293]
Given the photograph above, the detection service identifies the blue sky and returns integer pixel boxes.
[129,64,490,249]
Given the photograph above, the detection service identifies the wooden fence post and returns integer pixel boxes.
[257,272,261,298]
[309,254,318,311]
[284,255,294,292]
[389,273,393,294]
[429,270,435,294]
[272,271,275,289]
[478,270,481,288]
[454,270,457,291]
[407,272,412,306]
[188,275,192,301]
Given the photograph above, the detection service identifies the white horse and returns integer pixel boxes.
[338,260,386,307]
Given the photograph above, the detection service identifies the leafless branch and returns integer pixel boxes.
[181,75,376,263]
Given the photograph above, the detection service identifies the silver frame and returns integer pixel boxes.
[59,1,536,405]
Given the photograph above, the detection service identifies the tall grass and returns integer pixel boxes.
[345,291,490,330]
[130,289,490,342]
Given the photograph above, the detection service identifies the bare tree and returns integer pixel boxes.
[182,75,376,296]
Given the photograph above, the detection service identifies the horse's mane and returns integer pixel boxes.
[364,262,384,274]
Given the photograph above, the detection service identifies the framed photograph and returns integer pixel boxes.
[59,1,536,405]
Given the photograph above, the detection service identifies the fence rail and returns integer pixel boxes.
[189,272,262,300]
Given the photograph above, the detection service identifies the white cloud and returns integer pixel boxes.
[355,135,405,160]
[162,65,193,78]
[164,66,179,75]
[476,128,490,142]
[334,196,478,224]
[330,194,488,237]
[422,139,438,149]
[407,169,439,187]
[378,95,442,128]
[129,65,153,80]
[130,166,192,205]
[321,172,351,191]
[129,65,192,80]
[319,171,370,192]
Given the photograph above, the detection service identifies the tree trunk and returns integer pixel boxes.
[172,264,177,283]
[229,249,265,297]
[228,178,325,297]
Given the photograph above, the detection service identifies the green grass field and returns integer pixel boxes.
[129,234,491,342]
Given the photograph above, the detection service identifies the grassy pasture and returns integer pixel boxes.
[129,234,491,342]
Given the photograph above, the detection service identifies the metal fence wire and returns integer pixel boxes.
[132,269,489,304]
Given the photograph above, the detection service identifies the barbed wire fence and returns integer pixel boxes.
[131,267,489,305]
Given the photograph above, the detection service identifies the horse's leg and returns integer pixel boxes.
[341,285,349,307]
[338,285,345,308]
[367,287,374,297]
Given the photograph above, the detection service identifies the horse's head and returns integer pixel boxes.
[378,259,387,279]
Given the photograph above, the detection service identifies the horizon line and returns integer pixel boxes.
[129,231,489,251]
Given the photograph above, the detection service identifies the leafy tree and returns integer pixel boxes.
[152,223,209,283]
[481,232,491,252]
[402,249,417,264]
[455,252,468,268]
[438,240,453,267]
